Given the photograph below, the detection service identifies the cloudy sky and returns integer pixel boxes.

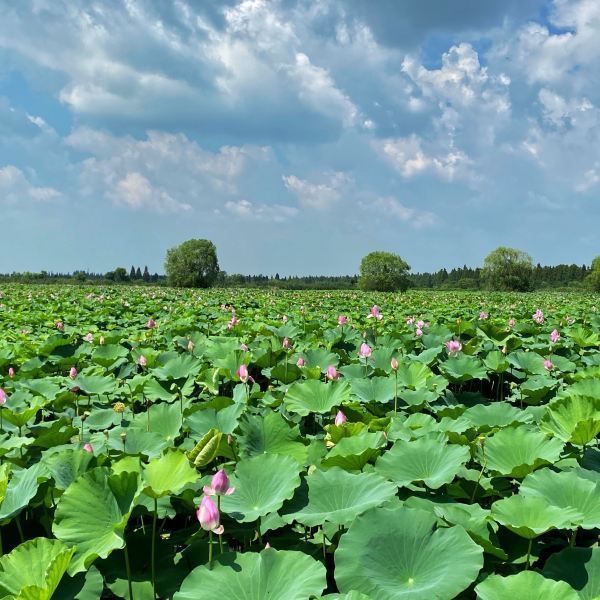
[0,0,598,275]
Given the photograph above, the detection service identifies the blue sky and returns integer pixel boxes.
[0,0,598,275]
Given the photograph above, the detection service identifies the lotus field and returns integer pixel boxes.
[0,286,599,600]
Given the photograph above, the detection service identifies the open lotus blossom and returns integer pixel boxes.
[138,355,147,367]
[146,319,156,329]
[479,312,489,320]
[196,496,224,534]
[282,337,291,350]
[8,367,14,378]
[227,316,239,330]
[69,366,78,379]
[533,309,545,324]
[83,443,93,453]
[390,357,399,370]
[237,363,249,383]
[240,343,249,352]
[296,357,305,367]
[335,410,347,426]
[415,328,423,337]
[550,329,560,344]
[544,359,554,370]
[326,365,340,381]
[0,388,6,406]
[338,315,347,326]
[83,332,94,343]
[203,469,235,496]
[445,340,462,355]
[359,343,372,358]
[368,305,383,320]
[56,321,65,332]
[508,318,516,328]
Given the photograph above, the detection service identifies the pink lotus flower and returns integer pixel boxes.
[415,328,423,337]
[83,333,93,343]
[146,319,156,329]
[282,337,291,350]
[335,410,347,426]
[0,388,6,406]
[237,364,249,383]
[69,367,78,379]
[533,309,545,325]
[406,317,415,325]
[338,315,347,326]
[8,367,14,378]
[544,359,554,370]
[83,443,93,453]
[508,318,516,328]
[203,469,235,497]
[240,343,249,352]
[326,365,340,381]
[359,343,372,359]
[368,305,383,320]
[196,496,224,534]
[390,357,399,370]
[479,312,489,320]
[282,315,288,323]
[445,340,462,356]
[138,355,147,367]
[296,357,305,367]
[188,339,195,351]
[416,320,425,329]
[550,329,560,344]
[56,321,65,332]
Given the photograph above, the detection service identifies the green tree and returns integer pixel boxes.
[143,266,150,282]
[587,256,600,291]
[358,251,411,292]
[164,239,219,288]
[482,247,533,291]
[113,267,129,282]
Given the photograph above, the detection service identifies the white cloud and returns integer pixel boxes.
[224,198,298,222]
[364,196,437,228]
[282,171,350,209]
[111,172,191,213]
[0,165,61,203]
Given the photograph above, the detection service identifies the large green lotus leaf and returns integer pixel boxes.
[483,351,510,373]
[350,377,395,404]
[143,450,199,499]
[491,495,581,539]
[18,378,62,401]
[335,505,483,600]
[462,402,531,429]
[544,547,600,600]
[238,411,308,464]
[395,362,435,389]
[284,380,351,416]
[144,377,177,402]
[507,351,547,375]
[106,427,169,459]
[284,468,397,527]
[43,448,94,491]
[519,468,600,529]
[2,401,45,428]
[321,432,387,471]
[439,356,488,382]
[174,549,326,600]
[480,426,564,478]
[520,375,556,402]
[131,401,183,441]
[0,464,9,506]
[153,354,202,380]
[91,344,128,368]
[375,435,470,489]
[0,537,75,600]
[399,388,440,408]
[540,395,600,446]
[324,593,372,600]
[73,374,117,396]
[53,566,104,600]
[220,454,301,522]
[0,462,48,521]
[302,348,340,370]
[53,468,141,574]
[475,571,579,600]
[186,403,245,437]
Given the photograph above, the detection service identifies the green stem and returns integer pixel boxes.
[15,513,25,543]
[394,371,398,414]
[217,497,224,554]
[152,498,157,599]
[525,538,533,570]
[124,542,134,600]
[470,458,486,504]
[570,528,577,548]
[208,530,213,569]
[257,516,262,545]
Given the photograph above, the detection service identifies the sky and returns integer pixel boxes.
[0,0,599,276]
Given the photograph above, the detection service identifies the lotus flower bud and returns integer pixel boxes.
[390,357,399,370]
[203,469,235,496]
[56,321,65,332]
[240,343,249,352]
[146,319,156,329]
[326,365,340,381]
[197,495,224,534]
[335,410,347,426]
[83,332,93,343]
[359,343,372,358]
[282,337,291,350]
[8,367,14,378]
[138,355,147,367]
[69,366,78,379]
[550,329,560,344]
[83,443,93,453]
[188,339,195,351]
[338,315,347,326]
[237,363,249,383]
[296,357,305,367]
[415,328,423,337]
[508,318,516,328]
[0,388,6,406]
[544,359,554,370]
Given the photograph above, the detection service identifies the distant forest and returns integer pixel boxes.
[0,263,591,290]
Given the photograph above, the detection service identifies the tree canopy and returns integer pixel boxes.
[164,239,219,288]
[482,246,534,291]
[358,251,411,292]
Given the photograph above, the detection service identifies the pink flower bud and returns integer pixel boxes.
[83,443,93,453]
[196,495,224,534]
[69,367,78,379]
[282,337,291,350]
[8,367,14,378]
[56,321,65,332]
[359,343,372,358]
[415,328,423,337]
[203,469,235,496]
[508,318,516,328]
[296,357,305,367]
[335,410,347,426]
[146,319,156,329]
[390,357,399,370]
[237,363,249,383]
[187,339,195,351]
[550,329,560,344]
[338,315,347,326]
[0,388,6,406]
[83,332,93,343]
[138,355,147,367]
[326,365,340,381]
[544,359,554,370]
[416,320,425,329]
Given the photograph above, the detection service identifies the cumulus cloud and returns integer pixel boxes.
[224,198,298,222]
[363,196,437,228]
[282,172,351,209]
[0,165,61,203]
